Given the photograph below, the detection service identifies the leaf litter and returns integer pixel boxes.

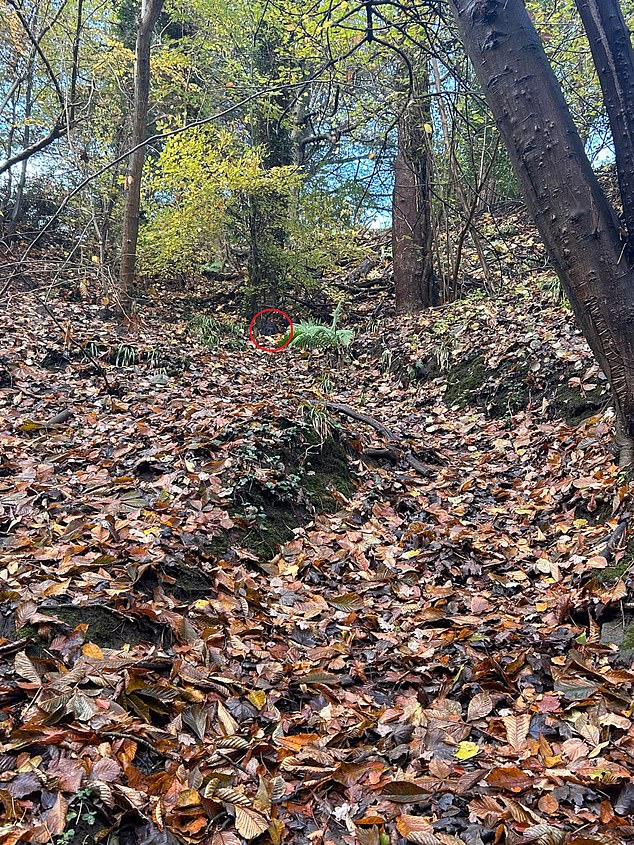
[1,260,634,844]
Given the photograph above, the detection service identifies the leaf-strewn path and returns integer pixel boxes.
[1,278,633,845]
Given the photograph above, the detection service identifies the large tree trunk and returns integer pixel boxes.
[119,0,164,303]
[392,66,437,313]
[449,0,634,464]
[573,0,634,246]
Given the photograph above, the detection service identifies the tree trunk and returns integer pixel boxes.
[392,66,437,313]
[7,70,33,237]
[573,0,634,246]
[449,0,634,462]
[119,0,164,303]
[247,21,293,310]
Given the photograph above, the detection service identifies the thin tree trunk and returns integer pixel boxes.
[574,0,634,246]
[392,65,437,313]
[8,71,33,237]
[450,0,634,462]
[119,0,164,302]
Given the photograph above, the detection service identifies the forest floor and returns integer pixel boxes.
[1,224,634,845]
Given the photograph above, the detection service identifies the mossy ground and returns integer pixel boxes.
[444,354,607,423]
[18,605,172,649]
[206,427,356,561]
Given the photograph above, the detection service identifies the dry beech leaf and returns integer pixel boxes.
[234,805,269,839]
[213,833,242,845]
[502,713,531,751]
[82,641,104,659]
[485,765,532,793]
[396,815,439,844]
[44,793,67,835]
[466,691,493,721]
[14,651,41,686]
[381,781,430,802]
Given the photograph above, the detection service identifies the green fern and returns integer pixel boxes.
[284,302,354,350]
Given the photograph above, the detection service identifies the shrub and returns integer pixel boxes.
[284,302,353,351]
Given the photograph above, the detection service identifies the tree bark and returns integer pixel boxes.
[573,0,634,246]
[392,66,437,313]
[119,0,164,302]
[449,0,634,462]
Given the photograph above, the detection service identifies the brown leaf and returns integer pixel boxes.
[396,816,441,845]
[466,691,493,722]
[212,833,242,845]
[44,793,68,836]
[485,765,532,793]
[14,651,41,686]
[234,806,269,840]
[381,780,430,802]
[502,713,531,751]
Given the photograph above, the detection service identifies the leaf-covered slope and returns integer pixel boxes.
[0,274,633,845]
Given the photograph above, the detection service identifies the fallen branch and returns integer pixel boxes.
[322,401,439,476]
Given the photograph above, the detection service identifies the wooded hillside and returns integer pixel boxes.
[2,1,634,844]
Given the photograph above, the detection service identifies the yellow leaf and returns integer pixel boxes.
[83,642,104,659]
[247,689,266,710]
[455,741,480,760]
[424,123,433,134]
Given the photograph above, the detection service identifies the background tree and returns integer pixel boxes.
[119,0,165,299]
[392,56,437,312]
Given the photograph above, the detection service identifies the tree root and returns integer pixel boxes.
[322,401,441,476]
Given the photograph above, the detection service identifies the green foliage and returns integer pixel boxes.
[189,313,244,350]
[300,401,336,445]
[138,127,301,279]
[53,787,98,844]
[288,322,354,350]
[114,344,139,367]
[541,273,566,305]
[284,302,354,351]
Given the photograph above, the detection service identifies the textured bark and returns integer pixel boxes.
[450,0,634,459]
[119,0,164,301]
[392,71,437,313]
[574,0,634,245]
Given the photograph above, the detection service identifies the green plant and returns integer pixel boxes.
[189,314,243,350]
[317,372,335,393]
[84,340,105,360]
[114,344,138,367]
[542,273,565,304]
[300,401,335,445]
[284,302,354,351]
[53,787,99,844]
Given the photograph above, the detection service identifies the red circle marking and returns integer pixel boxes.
[249,308,293,353]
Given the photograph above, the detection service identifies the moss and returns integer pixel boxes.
[241,495,299,559]
[444,352,608,423]
[445,355,488,408]
[212,430,356,562]
[622,625,634,651]
[598,560,631,583]
[41,605,169,649]
[305,434,356,507]
[16,623,39,639]
[551,382,605,425]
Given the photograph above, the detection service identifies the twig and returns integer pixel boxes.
[103,730,181,761]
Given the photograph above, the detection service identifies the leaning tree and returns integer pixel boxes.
[447,0,634,464]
